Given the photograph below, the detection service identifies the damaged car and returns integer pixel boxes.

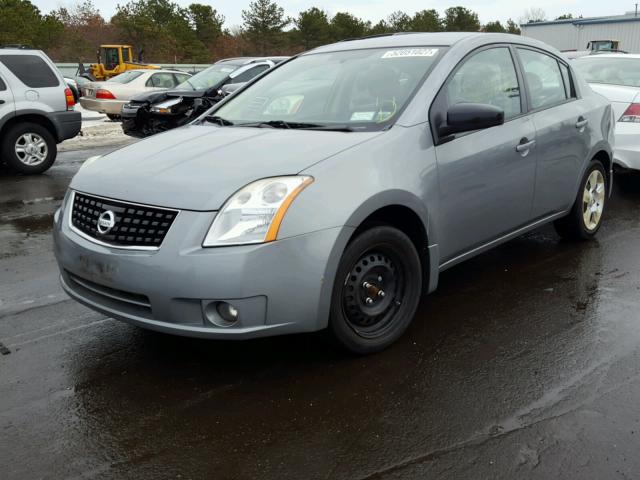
[121,57,287,138]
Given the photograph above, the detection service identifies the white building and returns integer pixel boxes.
[521,13,640,53]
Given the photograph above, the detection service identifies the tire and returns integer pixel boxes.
[106,114,121,121]
[329,226,422,354]
[554,159,607,240]
[1,122,57,174]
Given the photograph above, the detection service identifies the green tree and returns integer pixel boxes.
[411,9,442,32]
[241,0,290,55]
[443,6,480,32]
[368,20,390,36]
[386,11,412,32]
[112,0,208,62]
[555,14,573,20]
[0,0,63,49]
[294,7,331,49]
[484,20,506,33]
[330,12,369,41]
[506,19,521,35]
[187,3,224,44]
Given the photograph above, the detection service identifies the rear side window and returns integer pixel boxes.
[146,72,178,88]
[559,63,576,98]
[0,54,60,88]
[517,49,567,110]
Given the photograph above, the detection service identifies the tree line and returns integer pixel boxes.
[0,0,523,64]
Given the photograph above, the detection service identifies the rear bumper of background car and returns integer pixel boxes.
[613,122,640,170]
[80,98,127,116]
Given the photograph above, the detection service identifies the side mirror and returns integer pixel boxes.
[439,103,504,137]
[221,82,246,96]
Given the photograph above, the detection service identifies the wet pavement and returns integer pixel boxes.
[1,147,640,479]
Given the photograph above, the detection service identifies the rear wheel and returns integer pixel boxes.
[554,159,607,240]
[1,122,56,174]
[329,226,422,355]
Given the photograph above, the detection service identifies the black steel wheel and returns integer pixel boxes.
[329,225,422,354]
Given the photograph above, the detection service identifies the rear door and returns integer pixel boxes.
[0,70,15,122]
[433,45,537,262]
[516,47,590,217]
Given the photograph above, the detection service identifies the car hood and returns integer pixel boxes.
[130,88,206,104]
[71,125,382,211]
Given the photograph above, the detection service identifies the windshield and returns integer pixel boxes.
[108,70,144,84]
[213,47,443,130]
[177,63,239,91]
[573,57,640,87]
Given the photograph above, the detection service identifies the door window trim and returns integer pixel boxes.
[429,43,527,146]
[0,75,6,91]
[514,46,579,115]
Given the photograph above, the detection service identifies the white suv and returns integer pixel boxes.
[0,46,81,174]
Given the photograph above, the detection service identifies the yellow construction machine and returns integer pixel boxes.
[79,45,159,81]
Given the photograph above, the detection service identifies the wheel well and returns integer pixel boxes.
[0,114,58,142]
[353,205,430,283]
[592,150,612,185]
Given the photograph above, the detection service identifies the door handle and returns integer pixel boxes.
[516,139,536,154]
[576,118,589,129]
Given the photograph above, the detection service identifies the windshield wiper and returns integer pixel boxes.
[204,115,234,126]
[237,120,354,131]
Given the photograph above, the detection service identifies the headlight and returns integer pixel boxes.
[151,97,182,114]
[203,176,313,247]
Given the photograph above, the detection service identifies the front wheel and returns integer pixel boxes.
[329,226,422,355]
[554,159,607,240]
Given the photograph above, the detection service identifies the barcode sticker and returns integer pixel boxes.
[381,48,439,59]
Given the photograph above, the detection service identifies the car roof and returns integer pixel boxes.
[575,53,640,59]
[215,56,289,65]
[307,32,548,54]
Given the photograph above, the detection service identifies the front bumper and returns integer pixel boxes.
[614,122,640,170]
[53,195,350,339]
[80,97,127,116]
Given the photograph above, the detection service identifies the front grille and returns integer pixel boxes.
[71,191,178,249]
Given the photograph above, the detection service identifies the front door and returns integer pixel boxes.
[433,46,537,263]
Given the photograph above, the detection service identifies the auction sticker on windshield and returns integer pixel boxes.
[381,48,439,59]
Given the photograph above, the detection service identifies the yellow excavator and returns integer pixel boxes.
[78,45,160,81]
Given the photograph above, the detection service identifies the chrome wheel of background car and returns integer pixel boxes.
[14,133,48,166]
[342,249,405,338]
[582,170,605,231]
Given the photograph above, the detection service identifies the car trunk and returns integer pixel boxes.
[588,83,640,120]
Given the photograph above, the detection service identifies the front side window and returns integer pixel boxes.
[177,64,240,91]
[518,48,567,110]
[0,55,60,88]
[231,65,270,84]
[103,48,120,70]
[214,47,443,130]
[147,72,178,88]
[445,47,522,119]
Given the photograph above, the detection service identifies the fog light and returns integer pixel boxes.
[216,302,238,326]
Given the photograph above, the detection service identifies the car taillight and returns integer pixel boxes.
[619,103,640,123]
[96,89,116,100]
[64,87,75,109]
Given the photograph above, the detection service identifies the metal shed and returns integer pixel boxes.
[521,14,640,53]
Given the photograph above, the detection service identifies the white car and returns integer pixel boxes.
[573,54,640,170]
[79,69,192,119]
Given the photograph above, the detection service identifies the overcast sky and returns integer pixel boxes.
[31,0,630,28]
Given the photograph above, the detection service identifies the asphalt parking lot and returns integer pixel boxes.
[1,145,640,479]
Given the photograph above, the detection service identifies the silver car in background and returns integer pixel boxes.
[54,33,614,354]
[573,54,640,171]
[79,69,191,120]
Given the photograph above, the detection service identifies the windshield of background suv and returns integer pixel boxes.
[107,70,144,84]
[177,64,239,90]
[213,47,443,130]
[573,57,640,87]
